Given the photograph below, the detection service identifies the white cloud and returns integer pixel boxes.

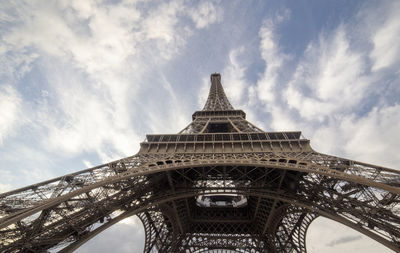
[0,0,223,162]
[251,6,400,251]
[188,1,222,29]
[1,1,144,160]
[256,18,288,103]
[267,106,298,131]
[43,79,142,161]
[0,85,21,145]
[307,217,392,253]
[77,216,144,253]
[310,104,400,168]
[256,9,290,93]
[369,2,400,71]
[83,160,94,168]
[285,25,368,122]
[222,47,247,105]
[144,74,190,134]
[341,105,400,168]
[275,5,400,169]
[0,183,11,193]
[253,3,400,171]
[119,216,140,226]
[139,0,189,60]
[219,46,271,131]
[254,12,302,132]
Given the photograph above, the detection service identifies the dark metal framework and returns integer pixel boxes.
[0,73,399,252]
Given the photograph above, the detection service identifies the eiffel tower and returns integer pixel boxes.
[0,73,399,253]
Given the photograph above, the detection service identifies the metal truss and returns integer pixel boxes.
[202,74,234,111]
[0,73,399,252]
[1,151,399,252]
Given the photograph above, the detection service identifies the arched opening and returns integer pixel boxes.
[40,161,398,253]
[75,215,395,253]
[76,216,145,253]
[306,217,394,253]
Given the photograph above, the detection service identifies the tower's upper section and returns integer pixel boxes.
[202,73,234,111]
[139,73,310,154]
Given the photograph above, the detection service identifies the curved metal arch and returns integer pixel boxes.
[1,153,398,214]
[55,188,398,252]
[268,204,318,252]
[2,157,398,231]
[138,205,182,253]
[137,213,152,252]
[1,166,399,251]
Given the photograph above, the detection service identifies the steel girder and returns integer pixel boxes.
[1,152,399,252]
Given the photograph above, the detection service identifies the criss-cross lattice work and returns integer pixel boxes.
[203,73,234,111]
[0,73,399,253]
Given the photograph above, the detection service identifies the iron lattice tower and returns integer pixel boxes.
[1,73,400,253]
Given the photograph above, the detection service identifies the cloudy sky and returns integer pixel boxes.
[0,0,399,252]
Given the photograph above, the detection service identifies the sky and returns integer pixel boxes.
[0,0,399,252]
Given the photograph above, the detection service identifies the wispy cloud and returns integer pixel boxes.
[0,0,222,164]
[285,25,368,122]
[307,217,391,253]
[188,1,223,29]
[222,47,248,105]
[252,1,400,168]
[327,235,362,247]
[256,11,290,104]
[338,104,400,168]
[0,85,21,145]
[369,1,400,71]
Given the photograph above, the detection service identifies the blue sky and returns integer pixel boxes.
[0,0,399,252]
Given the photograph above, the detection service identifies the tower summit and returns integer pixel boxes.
[0,74,399,252]
[203,73,234,111]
